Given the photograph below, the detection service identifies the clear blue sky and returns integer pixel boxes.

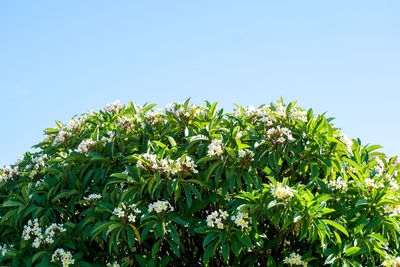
[1,1,399,166]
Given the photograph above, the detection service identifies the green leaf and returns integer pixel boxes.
[152,239,162,258]
[368,233,387,245]
[203,239,219,263]
[235,232,252,247]
[32,251,47,264]
[322,219,348,237]
[267,255,276,267]
[221,242,229,263]
[345,247,360,257]
[203,232,219,248]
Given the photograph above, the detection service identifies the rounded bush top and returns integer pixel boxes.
[0,99,399,266]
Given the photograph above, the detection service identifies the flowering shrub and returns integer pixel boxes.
[0,99,400,266]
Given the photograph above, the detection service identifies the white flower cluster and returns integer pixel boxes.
[267,126,294,144]
[116,115,138,130]
[137,153,198,175]
[234,105,275,121]
[382,174,400,191]
[148,200,174,214]
[51,248,74,267]
[106,261,121,267]
[207,139,223,157]
[29,154,48,169]
[158,158,177,173]
[337,133,353,154]
[65,119,80,132]
[100,131,115,143]
[327,177,348,191]
[372,156,385,176]
[231,211,250,231]
[112,203,141,223]
[105,100,122,113]
[382,256,400,266]
[206,210,229,229]
[52,116,88,145]
[284,252,307,266]
[389,177,399,191]
[22,219,66,248]
[53,129,72,145]
[383,205,400,217]
[365,178,377,189]
[22,219,41,241]
[180,156,199,174]
[166,103,202,120]
[273,103,287,117]
[0,244,8,257]
[259,113,276,127]
[271,183,296,202]
[84,193,102,201]
[42,134,53,142]
[0,165,18,183]
[238,149,255,161]
[136,153,158,170]
[145,108,165,125]
[76,139,97,154]
[289,108,307,122]
[242,105,258,117]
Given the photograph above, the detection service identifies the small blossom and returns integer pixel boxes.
[104,100,122,113]
[106,261,121,267]
[84,193,102,201]
[267,126,294,144]
[75,139,97,154]
[51,248,74,267]
[148,200,174,214]
[284,252,307,266]
[338,133,353,154]
[207,139,223,157]
[207,210,228,229]
[238,149,255,162]
[271,183,296,202]
[365,178,377,189]
[327,177,348,191]
[0,244,7,257]
[128,214,136,223]
[231,210,250,231]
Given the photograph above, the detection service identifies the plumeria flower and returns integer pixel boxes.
[128,214,136,223]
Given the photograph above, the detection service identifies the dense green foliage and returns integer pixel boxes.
[1,99,400,267]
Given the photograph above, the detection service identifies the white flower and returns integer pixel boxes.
[0,244,7,257]
[137,153,158,170]
[207,139,223,157]
[290,108,307,122]
[51,248,74,267]
[128,214,136,223]
[76,139,97,154]
[238,149,255,161]
[284,252,306,266]
[267,126,294,144]
[105,100,122,113]
[207,210,227,229]
[113,207,125,218]
[107,261,121,267]
[327,177,348,191]
[271,183,296,201]
[148,200,173,214]
[84,193,102,201]
[338,133,353,154]
[231,210,250,231]
[365,178,377,189]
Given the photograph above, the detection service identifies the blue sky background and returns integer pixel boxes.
[1,1,399,166]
